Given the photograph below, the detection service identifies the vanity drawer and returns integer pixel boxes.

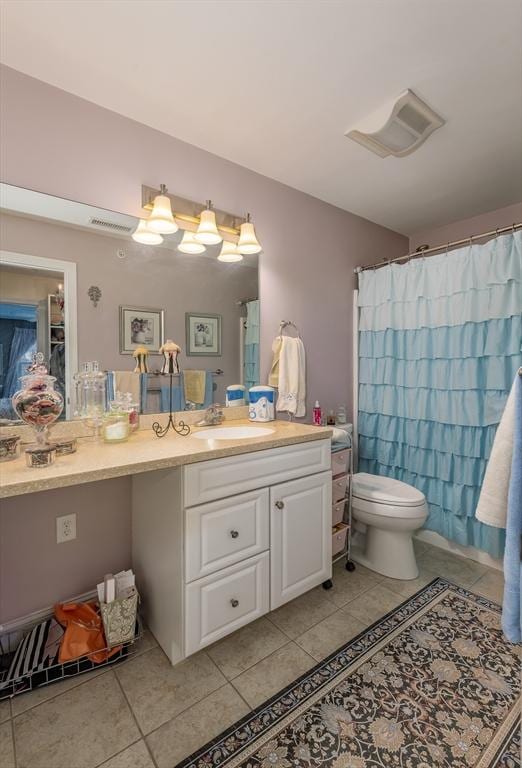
[332,474,348,503]
[184,439,331,506]
[185,488,269,582]
[185,551,269,655]
[331,448,350,477]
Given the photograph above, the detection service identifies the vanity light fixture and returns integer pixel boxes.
[147,184,179,234]
[132,219,164,245]
[217,241,243,263]
[195,201,222,245]
[178,231,206,254]
[238,213,262,255]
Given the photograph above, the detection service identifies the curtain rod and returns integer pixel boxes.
[354,221,521,273]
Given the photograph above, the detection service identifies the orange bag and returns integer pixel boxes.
[54,602,121,664]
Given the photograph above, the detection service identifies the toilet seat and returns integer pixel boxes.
[352,472,425,508]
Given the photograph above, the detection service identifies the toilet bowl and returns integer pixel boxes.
[351,473,428,580]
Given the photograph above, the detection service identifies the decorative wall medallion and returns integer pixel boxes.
[88,285,102,308]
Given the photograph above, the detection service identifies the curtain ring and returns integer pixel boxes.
[495,228,500,237]
[446,242,449,255]
[513,223,517,234]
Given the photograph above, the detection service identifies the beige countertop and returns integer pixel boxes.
[0,420,332,498]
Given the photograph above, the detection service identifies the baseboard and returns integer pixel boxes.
[414,531,502,572]
[0,588,97,634]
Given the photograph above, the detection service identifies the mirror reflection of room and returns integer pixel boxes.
[0,184,259,421]
[0,264,66,422]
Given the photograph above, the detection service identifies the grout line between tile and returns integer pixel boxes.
[10,713,17,768]
[226,638,293,682]
[112,670,159,768]
[265,597,340,642]
[94,737,145,768]
[10,664,112,719]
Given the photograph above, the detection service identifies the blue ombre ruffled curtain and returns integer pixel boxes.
[244,300,260,389]
[358,231,522,558]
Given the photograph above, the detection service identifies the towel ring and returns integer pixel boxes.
[279,320,300,338]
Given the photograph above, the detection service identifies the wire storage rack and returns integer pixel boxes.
[0,611,142,701]
[323,443,355,590]
[334,445,355,571]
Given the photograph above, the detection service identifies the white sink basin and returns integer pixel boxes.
[193,426,275,440]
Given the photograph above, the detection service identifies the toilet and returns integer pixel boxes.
[351,472,428,580]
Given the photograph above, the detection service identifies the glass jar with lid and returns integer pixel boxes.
[11,353,64,446]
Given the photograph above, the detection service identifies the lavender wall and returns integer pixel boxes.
[0,479,131,623]
[409,202,522,252]
[0,65,407,622]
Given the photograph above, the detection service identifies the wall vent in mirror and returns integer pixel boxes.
[89,217,133,234]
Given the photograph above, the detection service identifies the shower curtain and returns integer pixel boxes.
[244,300,260,389]
[357,230,522,558]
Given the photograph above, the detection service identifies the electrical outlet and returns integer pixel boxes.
[56,513,77,544]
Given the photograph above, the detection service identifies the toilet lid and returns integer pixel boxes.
[352,473,425,507]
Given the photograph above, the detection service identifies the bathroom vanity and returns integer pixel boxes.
[0,420,332,665]
[133,436,332,663]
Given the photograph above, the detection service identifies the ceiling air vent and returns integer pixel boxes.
[346,89,445,158]
[88,217,133,233]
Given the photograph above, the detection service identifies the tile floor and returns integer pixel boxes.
[0,542,504,768]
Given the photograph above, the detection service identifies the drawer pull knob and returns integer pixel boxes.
[230,530,239,539]
[275,500,284,509]
[230,598,239,608]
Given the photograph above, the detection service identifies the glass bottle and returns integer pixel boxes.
[336,404,347,424]
[73,361,107,438]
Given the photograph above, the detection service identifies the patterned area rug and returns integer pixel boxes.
[178,579,521,768]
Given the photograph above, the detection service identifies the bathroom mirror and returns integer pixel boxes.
[0,183,259,420]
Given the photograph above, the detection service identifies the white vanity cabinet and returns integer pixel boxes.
[132,438,331,664]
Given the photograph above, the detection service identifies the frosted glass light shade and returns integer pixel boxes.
[238,221,261,254]
[195,208,222,245]
[218,241,243,262]
[178,231,206,254]
[132,219,164,245]
[148,193,178,234]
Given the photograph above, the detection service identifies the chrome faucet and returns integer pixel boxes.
[196,403,224,427]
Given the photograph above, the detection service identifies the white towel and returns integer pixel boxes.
[475,376,516,529]
[276,336,306,417]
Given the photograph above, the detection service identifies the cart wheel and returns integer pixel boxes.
[345,561,356,572]
[322,579,333,590]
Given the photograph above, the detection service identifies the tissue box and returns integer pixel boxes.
[100,590,139,648]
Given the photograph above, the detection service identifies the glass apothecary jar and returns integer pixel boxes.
[102,411,130,444]
[73,361,107,438]
[11,353,64,446]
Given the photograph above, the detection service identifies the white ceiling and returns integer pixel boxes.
[1,0,521,235]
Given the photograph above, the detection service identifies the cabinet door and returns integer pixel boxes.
[270,471,332,609]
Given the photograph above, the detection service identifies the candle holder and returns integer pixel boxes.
[152,373,191,438]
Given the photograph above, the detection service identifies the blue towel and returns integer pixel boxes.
[139,373,148,414]
[502,372,522,643]
[160,383,185,413]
